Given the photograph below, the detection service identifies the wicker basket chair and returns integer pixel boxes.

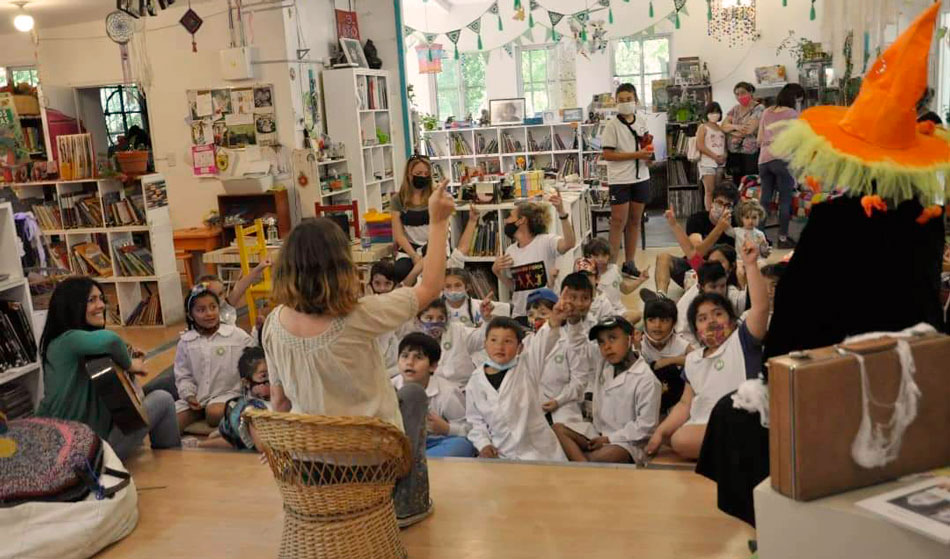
[244,409,411,559]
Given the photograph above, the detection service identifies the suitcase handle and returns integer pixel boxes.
[838,337,898,354]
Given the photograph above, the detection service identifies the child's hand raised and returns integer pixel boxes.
[548,300,572,327]
[664,206,677,224]
[428,180,456,224]
[480,290,495,320]
[740,239,759,266]
[717,209,733,229]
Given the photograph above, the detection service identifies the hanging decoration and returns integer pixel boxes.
[597,0,613,25]
[513,5,525,21]
[416,43,444,73]
[424,32,438,44]
[467,18,483,50]
[179,3,204,53]
[446,29,462,59]
[708,0,758,47]
[529,0,539,27]
[707,0,713,21]
[649,1,654,18]
[809,0,816,21]
[548,11,564,41]
[488,1,503,31]
[514,0,522,10]
[105,11,135,83]
[404,25,415,38]
[503,42,514,57]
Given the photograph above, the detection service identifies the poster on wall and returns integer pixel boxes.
[335,9,360,41]
[254,113,277,146]
[192,144,217,176]
[211,89,232,119]
[253,85,273,110]
[187,84,278,149]
[230,88,254,119]
[190,119,214,146]
[0,93,27,165]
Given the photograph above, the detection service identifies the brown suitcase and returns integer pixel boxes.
[769,333,950,501]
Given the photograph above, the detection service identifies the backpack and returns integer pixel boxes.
[218,396,268,450]
[0,417,131,507]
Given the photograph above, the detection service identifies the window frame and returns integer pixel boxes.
[1,66,39,88]
[427,52,487,121]
[609,33,673,108]
[100,85,147,147]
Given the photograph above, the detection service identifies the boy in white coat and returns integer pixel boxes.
[414,297,495,388]
[553,315,660,464]
[392,332,477,457]
[465,304,572,462]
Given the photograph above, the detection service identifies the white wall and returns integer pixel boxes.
[404,0,823,115]
[0,31,36,68]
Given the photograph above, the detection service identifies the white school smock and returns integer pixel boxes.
[447,297,483,327]
[465,323,567,462]
[589,293,627,323]
[392,374,470,437]
[598,264,624,308]
[683,322,761,425]
[640,333,692,365]
[538,320,594,424]
[174,323,253,413]
[435,321,487,389]
[571,355,661,459]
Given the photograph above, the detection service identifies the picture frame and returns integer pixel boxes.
[489,98,526,125]
[340,38,368,68]
[562,107,583,123]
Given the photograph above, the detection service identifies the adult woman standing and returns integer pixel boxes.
[36,277,181,459]
[757,83,804,248]
[262,183,456,527]
[391,154,439,283]
[721,82,764,186]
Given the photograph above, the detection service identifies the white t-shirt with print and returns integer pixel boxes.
[598,263,623,308]
[505,233,561,317]
[600,113,651,185]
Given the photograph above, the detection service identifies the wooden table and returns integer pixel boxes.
[173,227,223,276]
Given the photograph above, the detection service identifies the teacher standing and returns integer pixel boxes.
[721,81,764,186]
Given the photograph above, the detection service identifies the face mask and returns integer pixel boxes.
[616,102,637,115]
[412,175,431,189]
[486,355,519,372]
[737,94,752,107]
[420,320,446,339]
[707,113,721,123]
[710,206,723,222]
[444,290,467,303]
[645,329,673,347]
[533,318,547,332]
[504,221,519,240]
[701,322,730,348]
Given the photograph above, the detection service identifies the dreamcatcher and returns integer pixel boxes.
[105,11,135,84]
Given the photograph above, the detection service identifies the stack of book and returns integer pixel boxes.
[60,193,104,228]
[0,383,33,419]
[56,133,94,180]
[668,128,693,158]
[102,192,145,227]
[553,133,568,150]
[558,157,578,177]
[71,242,113,277]
[112,240,155,276]
[668,158,693,186]
[42,239,70,270]
[583,154,605,181]
[125,285,162,326]
[475,136,498,155]
[0,300,37,373]
[501,133,522,153]
[527,132,543,152]
[420,136,442,157]
[468,218,499,257]
[32,203,63,230]
[469,267,497,300]
[449,133,472,156]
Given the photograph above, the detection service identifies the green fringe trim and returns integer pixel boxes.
[498,15,503,32]
[649,1,654,18]
[769,119,950,204]
[529,12,534,27]
[707,0,712,21]
[478,33,483,50]
[609,7,614,24]
[809,0,816,21]
[674,10,681,29]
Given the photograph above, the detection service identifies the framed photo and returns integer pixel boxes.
[489,98,526,125]
[542,111,557,124]
[562,107,583,123]
[340,38,368,68]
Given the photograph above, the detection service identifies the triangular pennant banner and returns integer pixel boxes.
[598,0,610,7]
[403,25,415,37]
[467,19,482,35]
[446,29,462,44]
[574,10,590,24]
[530,0,539,10]
[548,11,564,27]
[488,1,499,15]
[424,33,438,43]
[503,43,514,57]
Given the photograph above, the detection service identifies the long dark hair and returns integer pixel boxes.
[40,277,105,363]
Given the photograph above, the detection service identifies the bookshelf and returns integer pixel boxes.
[0,201,42,416]
[323,68,397,213]
[291,150,352,219]
[666,121,702,217]
[421,123,605,187]
[14,174,184,327]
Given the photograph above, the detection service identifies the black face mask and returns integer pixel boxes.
[504,221,519,240]
[412,175,431,189]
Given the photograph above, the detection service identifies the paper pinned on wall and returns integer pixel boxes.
[230,88,254,118]
[190,119,214,146]
[253,86,273,111]
[212,89,232,119]
[192,144,217,176]
[225,112,253,126]
[195,90,213,118]
[255,111,277,146]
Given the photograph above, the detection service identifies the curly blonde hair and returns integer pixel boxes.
[737,199,766,223]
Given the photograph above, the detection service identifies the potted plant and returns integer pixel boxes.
[420,113,438,131]
[669,94,700,123]
[112,125,151,176]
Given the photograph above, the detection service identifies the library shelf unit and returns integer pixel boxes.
[323,68,397,213]
[291,150,352,219]
[0,201,42,413]
[665,121,703,217]
[217,189,291,244]
[12,174,184,327]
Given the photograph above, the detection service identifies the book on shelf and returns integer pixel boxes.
[71,242,113,277]
[469,266,497,301]
[377,77,388,109]
[468,218,499,257]
[0,382,33,419]
[32,203,63,230]
[60,192,104,228]
[501,132,522,153]
[476,136,498,155]
[367,77,376,110]
[668,158,693,186]
[0,300,37,373]
[421,137,441,157]
[102,192,145,227]
[558,156,578,177]
[43,239,70,270]
[357,78,368,110]
[112,240,155,277]
[449,132,472,156]
[125,284,162,326]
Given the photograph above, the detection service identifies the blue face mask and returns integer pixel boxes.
[420,320,446,339]
[443,290,468,303]
[485,355,519,372]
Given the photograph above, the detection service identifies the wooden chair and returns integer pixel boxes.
[234,219,272,327]
[314,200,361,239]
[243,410,411,559]
[174,250,194,289]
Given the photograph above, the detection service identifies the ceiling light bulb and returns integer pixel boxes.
[13,13,34,32]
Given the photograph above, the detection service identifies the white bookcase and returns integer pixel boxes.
[14,174,184,327]
[420,123,605,185]
[0,201,42,411]
[291,149,353,219]
[322,68,398,214]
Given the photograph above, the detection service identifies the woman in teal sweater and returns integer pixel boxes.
[37,277,180,459]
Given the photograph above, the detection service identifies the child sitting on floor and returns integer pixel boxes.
[466,309,570,462]
[392,332,477,457]
[443,267,485,327]
[415,297,494,388]
[636,298,693,414]
[175,283,254,432]
[526,288,558,332]
[734,199,770,262]
[646,240,768,460]
[583,237,639,307]
[368,260,401,377]
[674,261,730,346]
[197,257,270,327]
[573,257,642,324]
[553,315,660,464]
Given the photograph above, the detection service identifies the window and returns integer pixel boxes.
[517,45,577,117]
[100,85,147,147]
[1,66,38,88]
[611,35,671,109]
[431,53,487,120]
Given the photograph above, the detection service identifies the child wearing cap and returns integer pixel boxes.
[637,298,693,414]
[392,332,477,457]
[526,288,558,332]
[466,307,571,462]
[553,315,660,464]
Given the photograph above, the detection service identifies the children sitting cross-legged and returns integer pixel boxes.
[645,240,768,460]
[465,305,572,462]
[637,297,694,414]
[392,332,477,457]
[553,315,661,464]
[175,283,255,432]
[414,296,495,389]
[582,237,640,308]
[573,257,643,324]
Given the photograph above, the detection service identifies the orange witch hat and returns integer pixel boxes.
[770,2,950,203]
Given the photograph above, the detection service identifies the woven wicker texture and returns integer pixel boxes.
[244,409,411,559]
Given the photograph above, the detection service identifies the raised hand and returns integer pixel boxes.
[428,181,456,224]
[480,290,495,320]
[664,206,676,225]
[740,239,758,266]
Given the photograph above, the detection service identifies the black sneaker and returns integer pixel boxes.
[777,237,797,249]
[639,288,659,304]
[621,261,641,278]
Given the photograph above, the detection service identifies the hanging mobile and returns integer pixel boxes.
[179,1,203,53]
[105,11,135,85]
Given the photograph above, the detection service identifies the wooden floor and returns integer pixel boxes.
[97,450,753,559]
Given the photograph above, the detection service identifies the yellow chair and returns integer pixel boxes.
[235,218,272,327]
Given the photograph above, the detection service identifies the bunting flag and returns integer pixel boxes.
[446,29,462,59]
[503,42,514,57]
[810,0,816,21]
[783,0,787,5]
[467,19,483,50]
[707,0,712,21]
[529,0,539,27]
[649,1,654,18]
[404,25,415,38]
[514,0,521,10]
[424,32,438,44]
[488,2,503,32]
[548,10,564,41]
